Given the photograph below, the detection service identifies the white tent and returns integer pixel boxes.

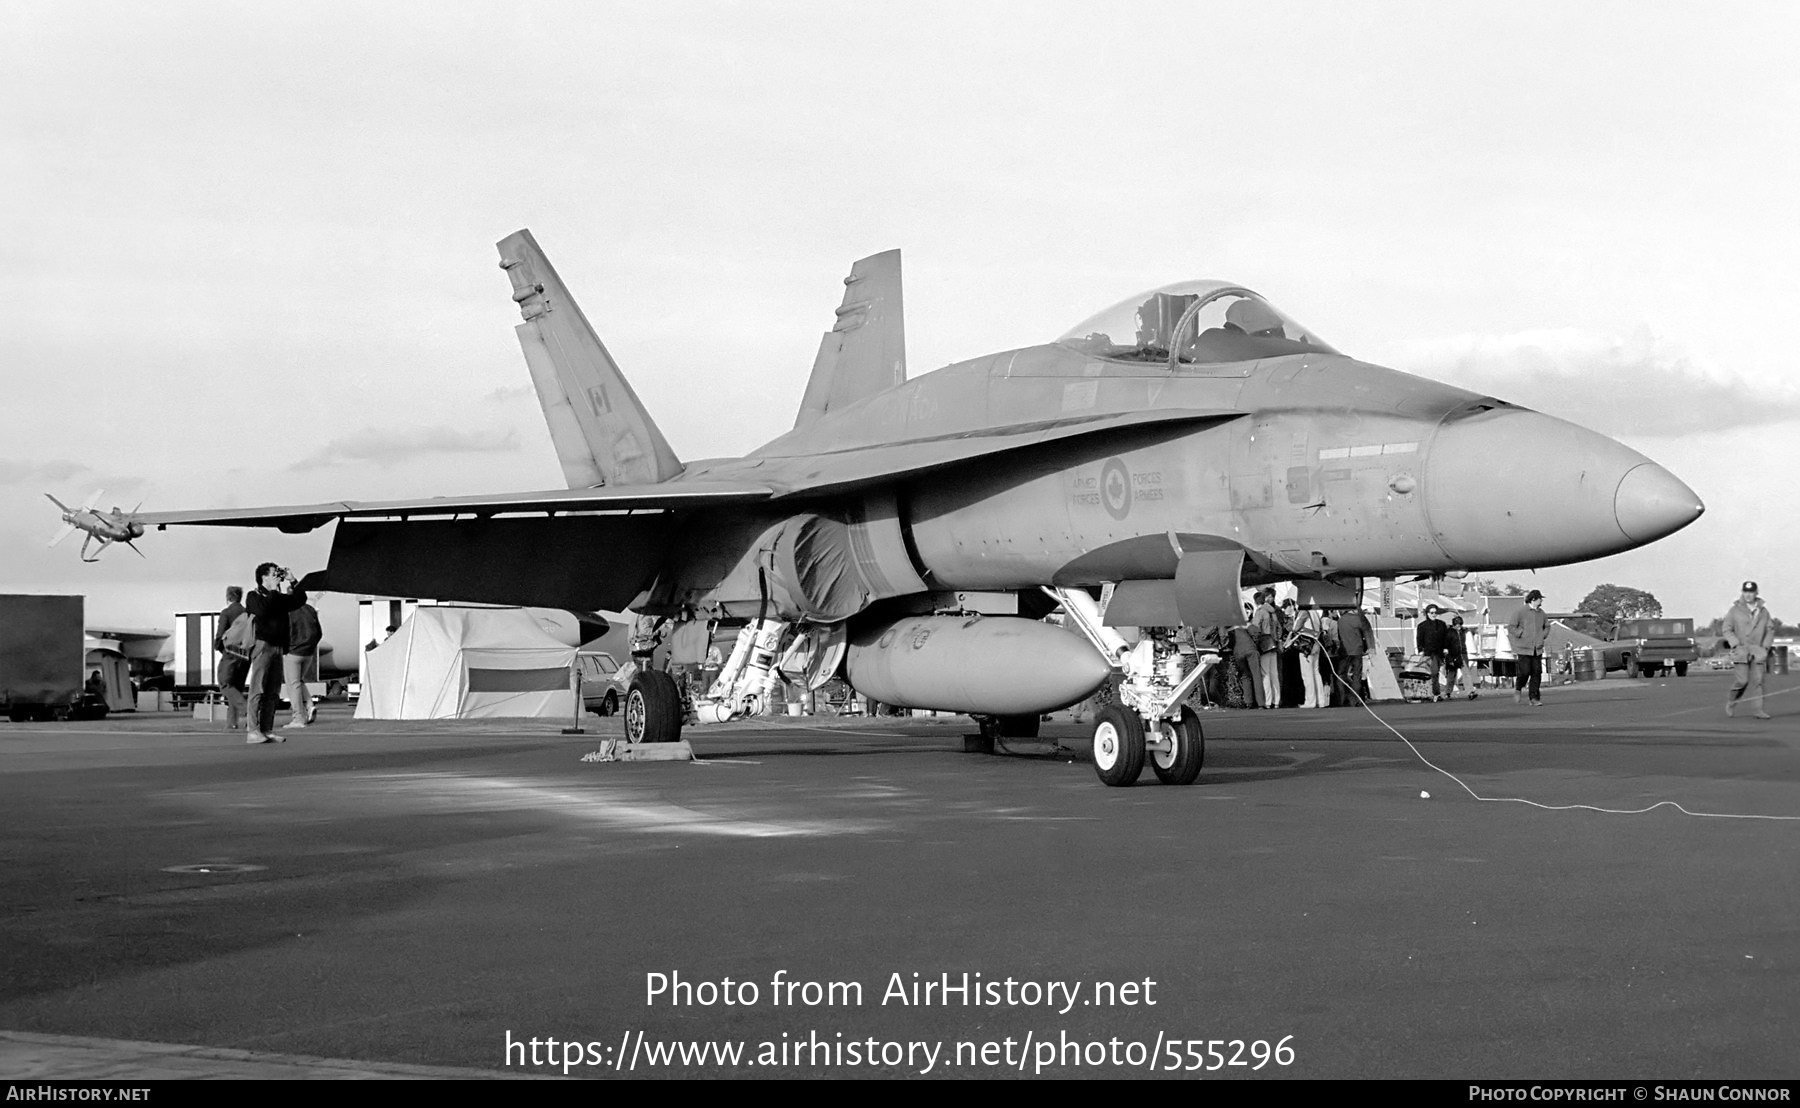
[354,607,578,720]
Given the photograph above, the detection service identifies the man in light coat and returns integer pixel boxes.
[1506,590,1550,707]
[1251,591,1283,709]
[1721,580,1775,719]
[212,585,249,731]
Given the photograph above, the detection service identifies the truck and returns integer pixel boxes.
[1601,617,1698,678]
[1,594,97,721]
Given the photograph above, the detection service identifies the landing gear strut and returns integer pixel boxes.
[1051,587,1219,788]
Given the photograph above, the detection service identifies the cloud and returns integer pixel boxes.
[1394,330,1800,437]
[486,384,536,403]
[0,458,92,486]
[288,426,522,471]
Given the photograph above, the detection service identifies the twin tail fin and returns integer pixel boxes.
[497,230,684,488]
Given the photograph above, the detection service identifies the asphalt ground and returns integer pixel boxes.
[1,670,1795,1080]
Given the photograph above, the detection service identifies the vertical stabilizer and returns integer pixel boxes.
[497,230,683,487]
[794,249,906,429]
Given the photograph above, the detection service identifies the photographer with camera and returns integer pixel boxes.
[244,562,308,745]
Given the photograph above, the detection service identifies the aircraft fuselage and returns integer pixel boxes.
[692,342,1696,609]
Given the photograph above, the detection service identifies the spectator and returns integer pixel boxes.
[1229,602,1261,709]
[1722,580,1775,719]
[244,563,307,744]
[282,600,322,729]
[1507,590,1551,706]
[213,585,250,731]
[1334,605,1374,704]
[1445,614,1470,699]
[1251,590,1282,709]
[1416,605,1450,701]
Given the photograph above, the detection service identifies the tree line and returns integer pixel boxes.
[1465,579,1790,640]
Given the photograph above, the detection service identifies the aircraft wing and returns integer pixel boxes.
[749,408,1243,497]
[131,410,1235,531]
[83,627,171,642]
[131,481,779,533]
[117,409,1236,612]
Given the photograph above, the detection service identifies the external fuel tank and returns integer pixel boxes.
[846,614,1110,716]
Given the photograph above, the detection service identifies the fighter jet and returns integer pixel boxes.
[46,491,146,562]
[112,231,1703,784]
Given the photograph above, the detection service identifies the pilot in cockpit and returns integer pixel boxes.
[1224,298,1285,339]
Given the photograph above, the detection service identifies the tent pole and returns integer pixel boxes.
[562,664,584,734]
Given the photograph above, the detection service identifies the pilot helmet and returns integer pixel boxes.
[1225,298,1283,336]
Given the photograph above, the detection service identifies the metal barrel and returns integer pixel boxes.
[1570,648,1601,682]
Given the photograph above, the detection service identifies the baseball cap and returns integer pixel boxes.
[1742,580,1759,593]
[1524,589,1543,603]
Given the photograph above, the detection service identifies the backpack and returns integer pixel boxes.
[221,611,257,659]
[287,604,322,655]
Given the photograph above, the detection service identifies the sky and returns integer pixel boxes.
[4,0,1797,647]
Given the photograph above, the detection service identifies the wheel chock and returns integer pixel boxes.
[580,739,695,763]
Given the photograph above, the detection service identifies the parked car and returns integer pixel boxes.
[575,651,626,715]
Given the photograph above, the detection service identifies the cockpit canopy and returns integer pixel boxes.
[1057,280,1337,365]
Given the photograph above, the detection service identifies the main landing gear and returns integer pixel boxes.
[624,670,683,744]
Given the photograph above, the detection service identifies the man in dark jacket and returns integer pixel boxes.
[1416,604,1450,701]
[245,562,307,744]
[1335,605,1373,703]
[1229,603,1261,708]
[1445,614,1470,699]
[213,585,249,731]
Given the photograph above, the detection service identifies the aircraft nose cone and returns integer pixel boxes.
[1423,407,1701,568]
[1614,462,1704,544]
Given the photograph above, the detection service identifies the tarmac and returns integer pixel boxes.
[1,670,1795,1080]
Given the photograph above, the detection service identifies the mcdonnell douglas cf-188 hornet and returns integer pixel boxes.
[111,231,1703,785]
